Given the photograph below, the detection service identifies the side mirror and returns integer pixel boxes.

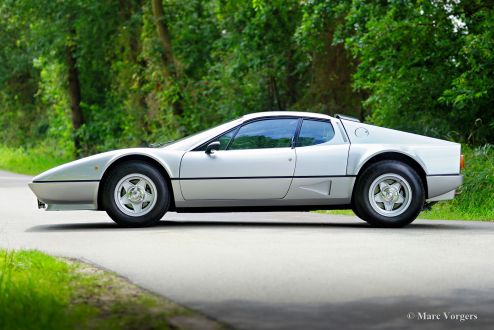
[205,141,221,155]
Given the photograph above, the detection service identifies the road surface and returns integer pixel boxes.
[1,170,493,329]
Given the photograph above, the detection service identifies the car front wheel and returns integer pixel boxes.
[102,161,170,227]
[352,161,424,227]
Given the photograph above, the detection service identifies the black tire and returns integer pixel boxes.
[352,161,424,228]
[102,161,170,227]
[351,202,365,220]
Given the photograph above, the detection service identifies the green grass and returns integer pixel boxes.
[0,146,72,175]
[0,250,89,330]
[0,250,222,330]
[420,144,494,221]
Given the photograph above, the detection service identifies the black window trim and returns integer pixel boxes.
[192,115,303,152]
[226,117,300,151]
[293,118,335,148]
[291,118,303,149]
[224,127,239,150]
[193,126,239,152]
[191,115,334,152]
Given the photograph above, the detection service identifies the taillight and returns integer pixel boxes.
[460,154,465,170]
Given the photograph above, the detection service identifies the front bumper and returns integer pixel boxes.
[426,174,463,200]
[29,181,100,211]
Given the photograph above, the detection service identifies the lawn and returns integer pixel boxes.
[0,249,222,330]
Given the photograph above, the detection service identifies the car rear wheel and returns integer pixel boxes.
[352,161,424,227]
[102,161,170,227]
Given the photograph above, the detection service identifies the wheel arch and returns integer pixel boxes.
[97,155,175,211]
[352,152,428,200]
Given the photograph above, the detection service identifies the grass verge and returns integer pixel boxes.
[0,250,224,330]
[419,144,494,221]
[0,145,72,175]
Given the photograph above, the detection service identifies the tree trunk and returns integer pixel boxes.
[119,0,152,139]
[270,75,283,110]
[151,0,183,116]
[285,48,298,107]
[303,28,364,118]
[66,42,84,155]
[151,0,178,76]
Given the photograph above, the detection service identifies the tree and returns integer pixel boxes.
[1,0,493,156]
[342,0,494,143]
[65,26,84,152]
[151,0,183,116]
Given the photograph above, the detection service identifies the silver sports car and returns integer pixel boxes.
[29,112,463,227]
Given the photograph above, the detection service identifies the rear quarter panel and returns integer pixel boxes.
[340,120,461,175]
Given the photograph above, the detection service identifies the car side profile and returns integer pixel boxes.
[29,111,464,227]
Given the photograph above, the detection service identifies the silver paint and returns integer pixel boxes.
[29,111,463,211]
[114,173,157,216]
[426,190,456,202]
[368,173,412,217]
[180,148,296,200]
[426,175,463,199]
[29,181,99,209]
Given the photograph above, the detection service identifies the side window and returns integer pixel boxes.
[229,119,299,150]
[217,130,236,150]
[296,120,335,147]
[196,129,236,151]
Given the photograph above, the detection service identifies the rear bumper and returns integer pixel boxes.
[28,181,99,211]
[426,174,463,200]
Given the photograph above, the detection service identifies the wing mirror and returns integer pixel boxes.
[205,141,221,155]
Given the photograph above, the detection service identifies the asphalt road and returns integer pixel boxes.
[1,170,493,329]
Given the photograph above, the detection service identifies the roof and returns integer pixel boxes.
[242,111,332,120]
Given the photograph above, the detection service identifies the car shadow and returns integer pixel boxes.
[26,219,469,232]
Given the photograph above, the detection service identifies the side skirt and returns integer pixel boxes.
[175,204,352,213]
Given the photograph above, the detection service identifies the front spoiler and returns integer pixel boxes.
[29,181,99,211]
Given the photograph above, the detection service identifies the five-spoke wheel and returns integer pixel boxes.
[368,174,412,216]
[102,161,170,227]
[114,174,157,216]
[352,161,424,227]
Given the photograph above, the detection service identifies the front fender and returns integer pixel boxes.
[33,151,116,182]
[33,148,184,182]
[102,148,183,179]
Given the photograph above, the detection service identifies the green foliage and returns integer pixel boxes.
[1,0,493,155]
[0,145,72,175]
[439,7,494,144]
[343,0,494,143]
[421,144,494,220]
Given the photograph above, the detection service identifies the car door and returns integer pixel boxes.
[286,118,350,200]
[180,118,299,200]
